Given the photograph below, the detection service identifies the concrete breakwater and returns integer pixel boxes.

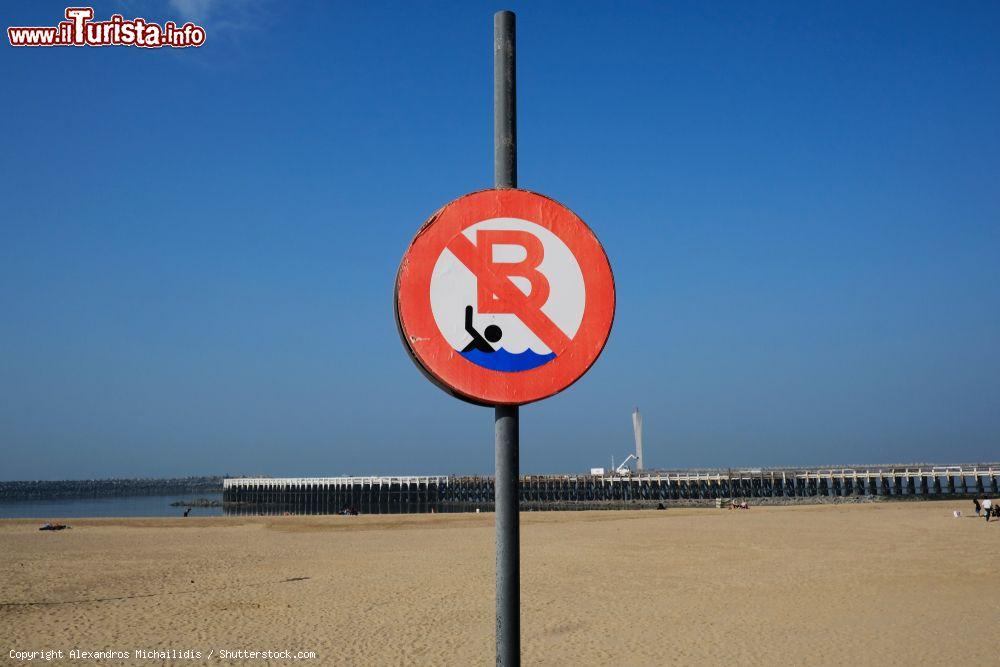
[223,464,1000,515]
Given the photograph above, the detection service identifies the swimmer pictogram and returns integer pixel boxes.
[462,305,502,353]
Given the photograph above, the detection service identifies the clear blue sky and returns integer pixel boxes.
[2,1,998,480]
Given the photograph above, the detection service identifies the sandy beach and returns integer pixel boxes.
[2,501,998,665]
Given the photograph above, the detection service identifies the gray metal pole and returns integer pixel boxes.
[495,404,519,666]
[495,10,516,190]
[494,9,519,667]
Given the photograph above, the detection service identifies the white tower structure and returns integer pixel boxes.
[632,407,644,471]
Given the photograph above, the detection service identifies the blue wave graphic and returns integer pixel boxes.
[460,347,556,372]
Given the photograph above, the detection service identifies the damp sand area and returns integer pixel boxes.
[2,502,998,665]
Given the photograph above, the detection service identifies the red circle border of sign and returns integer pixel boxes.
[395,189,615,406]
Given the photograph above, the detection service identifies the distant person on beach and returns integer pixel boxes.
[462,305,502,353]
[39,523,69,531]
[982,498,992,523]
[183,508,191,517]
[974,499,982,516]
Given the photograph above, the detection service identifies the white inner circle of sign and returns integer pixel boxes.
[429,218,586,355]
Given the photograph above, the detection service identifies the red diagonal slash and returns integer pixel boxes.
[447,233,572,355]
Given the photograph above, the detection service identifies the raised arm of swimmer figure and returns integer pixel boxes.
[462,305,503,353]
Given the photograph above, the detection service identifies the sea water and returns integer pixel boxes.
[0,493,223,519]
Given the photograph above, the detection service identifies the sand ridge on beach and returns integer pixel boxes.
[2,502,999,665]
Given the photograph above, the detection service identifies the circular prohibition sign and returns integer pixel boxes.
[395,189,615,405]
